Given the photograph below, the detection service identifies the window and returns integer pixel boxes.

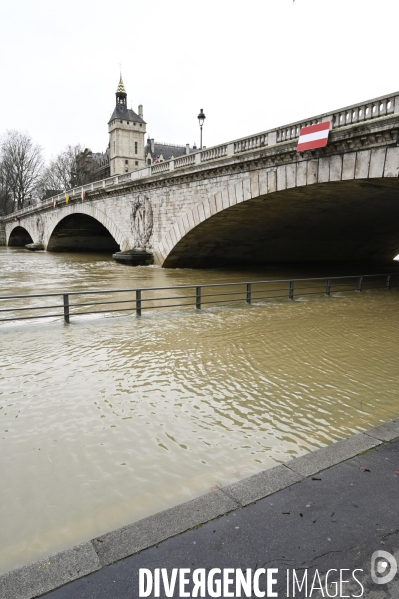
[147,159,151,165]
[135,161,138,165]
[120,120,123,123]
[125,160,128,164]
[127,121,129,125]
[140,124,142,127]
[125,168,128,173]
[135,142,138,154]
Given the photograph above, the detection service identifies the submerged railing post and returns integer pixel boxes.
[289,281,294,300]
[136,289,142,316]
[325,279,331,296]
[386,275,391,289]
[358,277,363,292]
[246,283,252,304]
[196,286,201,309]
[63,294,70,323]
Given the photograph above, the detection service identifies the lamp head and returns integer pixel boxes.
[197,109,206,126]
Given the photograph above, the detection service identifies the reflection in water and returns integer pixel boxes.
[0,248,399,573]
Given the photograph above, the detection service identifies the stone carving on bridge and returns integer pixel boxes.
[131,195,153,250]
[36,215,44,243]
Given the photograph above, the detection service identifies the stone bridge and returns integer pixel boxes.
[2,91,399,267]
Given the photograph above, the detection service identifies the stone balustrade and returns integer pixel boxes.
[200,145,228,162]
[333,96,395,127]
[234,134,268,153]
[275,93,398,143]
[92,180,104,190]
[151,161,170,175]
[174,154,196,169]
[116,173,131,183]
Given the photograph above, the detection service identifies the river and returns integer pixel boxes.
[1,247,399,574]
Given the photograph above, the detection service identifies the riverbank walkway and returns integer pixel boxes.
[2,418,399,598]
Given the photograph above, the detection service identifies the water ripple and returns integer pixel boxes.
[1,248,399,573]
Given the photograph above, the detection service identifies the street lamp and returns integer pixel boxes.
[197,109,206,149]
[71,170,77,188]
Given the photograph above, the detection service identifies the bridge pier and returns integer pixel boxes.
[0,220,5,246]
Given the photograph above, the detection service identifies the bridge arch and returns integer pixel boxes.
[8,225,35,247]
[46,204,128,252]
[158,148,399,267]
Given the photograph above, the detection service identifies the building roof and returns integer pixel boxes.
[145,141,187,161]
[108,104,146,124]
[109,73,145,124]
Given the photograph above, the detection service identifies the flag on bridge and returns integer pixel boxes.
[82,190,86,200]
[296,121,331,152]
[65,194,69,204]
[52,197,56,208]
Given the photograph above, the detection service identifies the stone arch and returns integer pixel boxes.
[46,204,129,251]
[156,147,399,267]
[7,224,35,246]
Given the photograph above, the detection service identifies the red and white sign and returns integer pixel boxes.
[296,121,331,152]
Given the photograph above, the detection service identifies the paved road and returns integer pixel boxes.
[41,438,399,598]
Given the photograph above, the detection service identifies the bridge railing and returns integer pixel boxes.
[0,274,395,324]
[174,154,196,169]
[275,93,398,143]
[200,145,229,162]
[151,161,171,175]
[234,133,268,154]
[133,90,399,175]
[4,91,399,221]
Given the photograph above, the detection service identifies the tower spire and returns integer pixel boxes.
[116,73,127,106]
[116,74,126,95]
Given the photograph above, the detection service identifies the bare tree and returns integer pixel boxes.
[42,143,85,192]
[0,130,45,212]
[0,159,12,215]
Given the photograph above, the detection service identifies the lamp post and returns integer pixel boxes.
[71,170,77,188]
[197,109,206,150]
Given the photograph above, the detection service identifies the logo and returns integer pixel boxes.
[371,550,398,585]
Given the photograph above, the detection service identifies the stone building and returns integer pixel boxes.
[77,75,194,181]
[91,148,110,180]
[108,76,146,175]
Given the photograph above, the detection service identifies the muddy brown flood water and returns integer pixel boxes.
[1,247,399,574]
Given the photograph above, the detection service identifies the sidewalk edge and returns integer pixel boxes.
[1,417,398,599]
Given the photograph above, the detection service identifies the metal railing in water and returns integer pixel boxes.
[0,274,396,324]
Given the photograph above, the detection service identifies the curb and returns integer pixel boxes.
[1,417,399,599]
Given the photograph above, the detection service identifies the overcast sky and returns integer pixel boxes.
[1,0,397,161]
